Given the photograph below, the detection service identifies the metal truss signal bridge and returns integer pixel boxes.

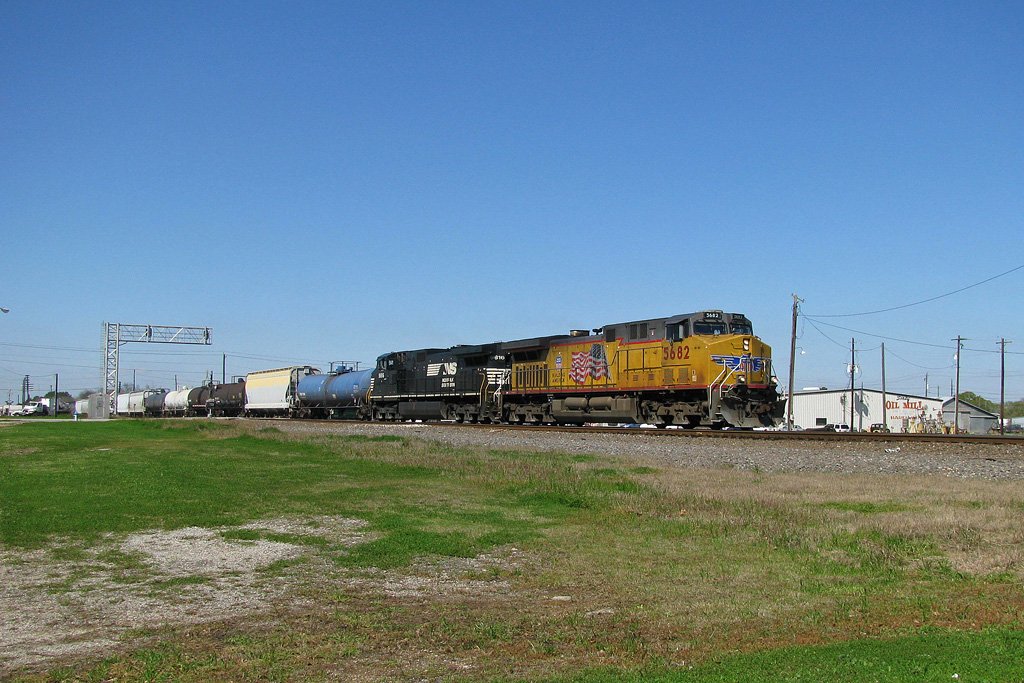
[103,323,212,417]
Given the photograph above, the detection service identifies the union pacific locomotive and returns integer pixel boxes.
[93,309,784,428]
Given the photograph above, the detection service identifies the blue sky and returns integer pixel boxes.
[2,1,1022,401]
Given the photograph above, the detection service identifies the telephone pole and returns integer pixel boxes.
[952,336,965,434]
[999,339,1012,435]
[786,294,802,430]
[881,343,887,432]
[849,338,856,429]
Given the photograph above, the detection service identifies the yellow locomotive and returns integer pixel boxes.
[503,310,783,428]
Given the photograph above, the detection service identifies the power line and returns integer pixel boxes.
[803,316,853,350]
[804,263,1024,318]
[802,317,1024,355]
[884,348,951,370]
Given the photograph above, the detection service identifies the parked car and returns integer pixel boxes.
[869,423,891,433]
[807,423,850,432]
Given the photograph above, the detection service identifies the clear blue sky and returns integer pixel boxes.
[2,1,1022,402]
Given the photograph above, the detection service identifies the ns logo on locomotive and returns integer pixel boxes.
[105,310,785,429]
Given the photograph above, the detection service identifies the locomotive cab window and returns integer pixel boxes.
[605,327,617,343]
[693,321,726,335]
[730,321,753,335]
[667,322,689,342]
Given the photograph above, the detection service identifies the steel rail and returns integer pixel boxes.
[409,422,1024,447]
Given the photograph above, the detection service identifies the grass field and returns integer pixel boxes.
[1,420,1022,681]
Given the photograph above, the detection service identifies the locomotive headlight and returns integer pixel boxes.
[743,338,750,351]
[736,374,746,383]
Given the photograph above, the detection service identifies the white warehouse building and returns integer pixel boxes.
[790,388,998,434]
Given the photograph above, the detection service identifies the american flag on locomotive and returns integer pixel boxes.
[569,344,610,383]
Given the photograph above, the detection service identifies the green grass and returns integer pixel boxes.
[557,627,1024,682]
[2,420,1022,682]
[0,421,453,547]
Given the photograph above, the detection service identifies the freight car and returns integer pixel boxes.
[186,385,213,417]
[370,310,783,428]
[162,388,192,417]
[144,390,168,417]
[244,366,319,417]
[206,380,245,417]
[116,390,164,417]
[295,367,374,419]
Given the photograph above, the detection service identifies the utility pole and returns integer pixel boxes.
[787,294,802,430]
[849,338,856,429]
[952,336,964,434]
[55,373,58,415]
[999,339,1011,435]
[881,343,887,432]
[222,353,226,384]
[924,373,929,397]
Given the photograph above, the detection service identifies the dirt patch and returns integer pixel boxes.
[121,526,303,577]
[0,515,522,676]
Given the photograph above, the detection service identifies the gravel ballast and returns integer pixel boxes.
[269,421,1024,481]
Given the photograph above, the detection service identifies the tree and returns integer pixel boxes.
[44,390,73,401]
[957,391,997,413]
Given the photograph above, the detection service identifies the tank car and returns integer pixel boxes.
[296,367,374,419]
[144,390,167,417]
[206,380,245,417]
[186,386,213,417]
[163,388,192,416]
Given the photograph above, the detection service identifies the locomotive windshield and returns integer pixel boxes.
[693,321,727,335]
[729,321,753,335]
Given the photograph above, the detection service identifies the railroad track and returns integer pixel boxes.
[283,418,1024,447]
